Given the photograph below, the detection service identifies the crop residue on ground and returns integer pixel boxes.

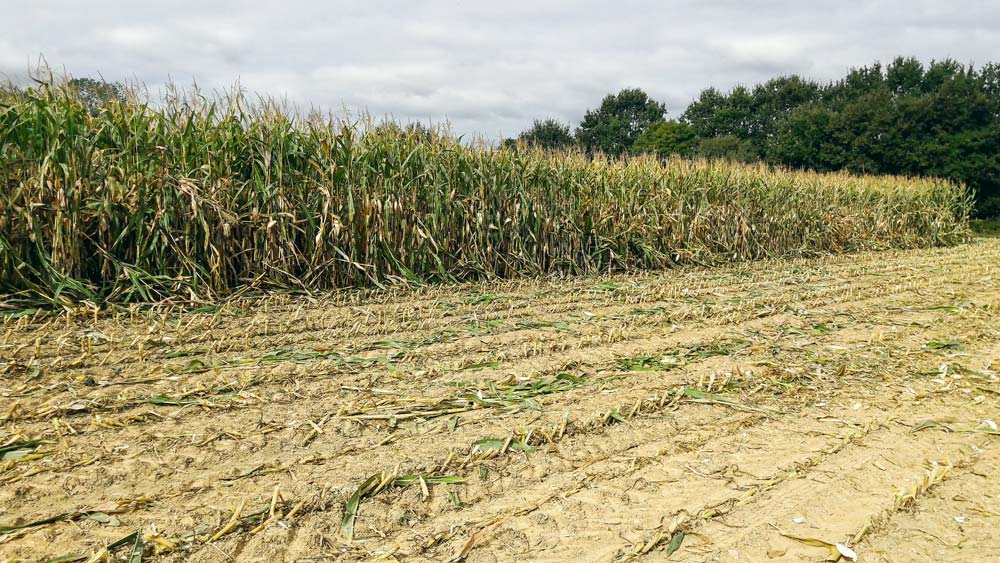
[1,240,999,562]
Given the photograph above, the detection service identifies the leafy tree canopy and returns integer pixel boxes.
[575,88,666,155]
[515,118,575,150]
[68,77,125,114]
[632,119,697,158]
[677,57,1000,214]
[695,135,757,162]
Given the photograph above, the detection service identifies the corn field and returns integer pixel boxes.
[0,84,973,304]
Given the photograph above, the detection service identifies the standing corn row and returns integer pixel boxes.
[0,84,972,304]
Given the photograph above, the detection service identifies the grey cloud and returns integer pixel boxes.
[2,0,999,138]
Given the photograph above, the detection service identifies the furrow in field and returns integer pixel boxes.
[353,396,890,562]
[5,241,988,383]
[3,246,989,427]
[2,309,976,563]
[852,441,1000,562]
[0,254,990,525]
[2,263,982,481]
[0,240,997,563]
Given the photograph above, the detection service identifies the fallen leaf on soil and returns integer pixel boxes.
[663,531,685,556]
[340,473,382,541]
[449,517,508,562]
[85,512,121,527]
[0,513,73,535]
[779,531,858,561]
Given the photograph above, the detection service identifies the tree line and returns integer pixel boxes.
[508,57,1000,216]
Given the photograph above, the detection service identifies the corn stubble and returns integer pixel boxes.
[0,84,972,304]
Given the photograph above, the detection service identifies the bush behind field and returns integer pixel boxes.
[0,85,972,304]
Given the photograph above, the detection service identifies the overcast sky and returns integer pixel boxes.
[3,1,999,138]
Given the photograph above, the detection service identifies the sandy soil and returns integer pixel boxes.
[2,239,999,563]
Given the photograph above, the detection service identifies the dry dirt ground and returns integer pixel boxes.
[2,239,1000,563]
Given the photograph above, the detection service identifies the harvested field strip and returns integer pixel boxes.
[366,354,992,560]
[1,239,984,350]
[3,242,980,396]
[0,295,971,438]
[11,278,976,392]
[0,280,968,433]
[3,243,983,406]
[0,348,984,536]
[2,332,793,473]
[0,240,998,562]
[0,250,990,468]
[325,319,997,559]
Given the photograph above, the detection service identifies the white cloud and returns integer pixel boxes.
[0,39,28,74]
[2,0,999,137]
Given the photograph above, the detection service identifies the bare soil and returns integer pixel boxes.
[2,239,999,563]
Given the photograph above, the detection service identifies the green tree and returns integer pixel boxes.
[684,77,819,153]
[829,89,895,174]
[683,85,755,143]
[695,135,756,162]
[632,119,697,157]
[682,87,727,138]
[920,59,967,93]
[576,88,666,155]
[886,56,924,96]
[68,77,125,114]
[769,105,841,170]
[515,118,575,150]
[980,62,1000,117]
[749,76,821,150]
[823,63,886,109]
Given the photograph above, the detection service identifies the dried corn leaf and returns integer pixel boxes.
[780,532,857,561]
